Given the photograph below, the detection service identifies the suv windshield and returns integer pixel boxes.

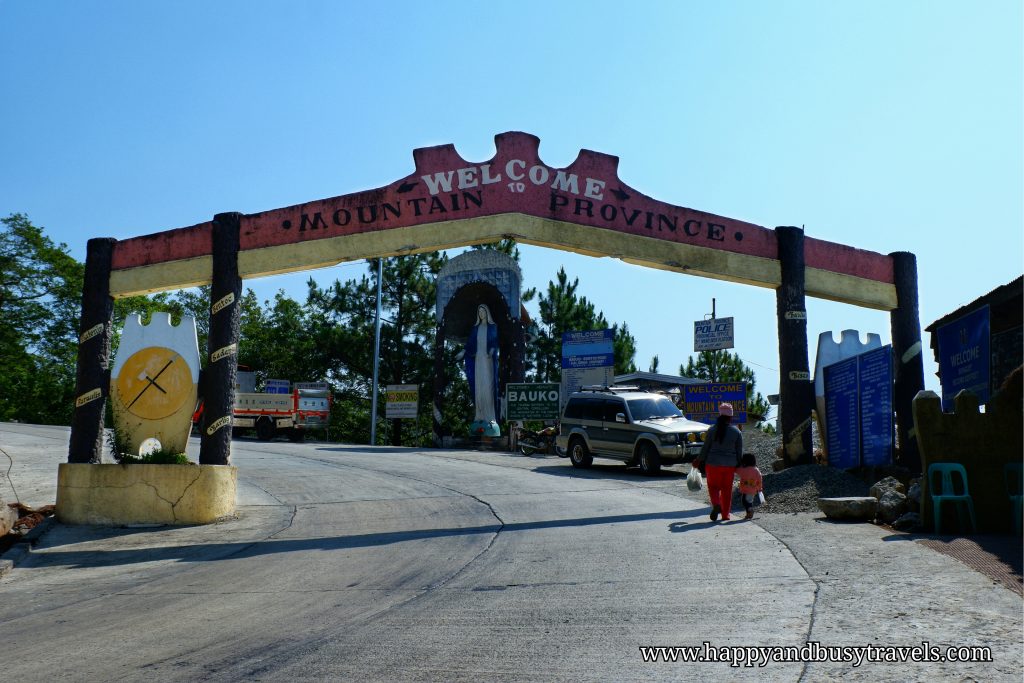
[626,396,683,421]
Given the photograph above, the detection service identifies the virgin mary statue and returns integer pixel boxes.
[462,304,499,428]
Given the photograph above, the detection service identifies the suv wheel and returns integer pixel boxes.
[568,437,593,468]
[638,442,661,476]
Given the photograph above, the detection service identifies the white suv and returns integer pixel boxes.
[555,387,709,475]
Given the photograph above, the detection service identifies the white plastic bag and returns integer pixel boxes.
[756,491,765,505]
[687,467,704,491]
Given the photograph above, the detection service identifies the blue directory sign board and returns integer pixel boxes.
[858,346,893,467]
[561,329,615,369]
[561,329,615,402]
[824,356,860,469]
[936,305,990,411]
[823,345,894,469]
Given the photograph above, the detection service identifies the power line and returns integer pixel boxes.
[744,358,778,372]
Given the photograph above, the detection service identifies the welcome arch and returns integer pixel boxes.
[69,132,924,471]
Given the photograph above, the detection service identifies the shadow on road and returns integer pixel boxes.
[668,517,753,532]
[29,508,711,569]
[531,464,686,482]
[317,445,422,455]
[309,447,690,481]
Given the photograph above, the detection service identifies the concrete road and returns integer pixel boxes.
[1,423,1020,681]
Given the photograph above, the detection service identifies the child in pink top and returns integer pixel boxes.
[736,453,763,520]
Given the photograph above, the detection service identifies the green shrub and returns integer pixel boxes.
[106,428,190,464]
[130,449,191,465]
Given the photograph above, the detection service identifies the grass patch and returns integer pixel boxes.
[117,449,191,465]
[107,428,190,464]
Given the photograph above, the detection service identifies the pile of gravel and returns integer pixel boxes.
[754,465,870,513]
[733,426,871,514]
[742,428,784,473]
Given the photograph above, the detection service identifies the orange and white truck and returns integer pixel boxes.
[194,372,332,442]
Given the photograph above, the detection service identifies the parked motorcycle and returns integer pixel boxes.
[517,424,558,456]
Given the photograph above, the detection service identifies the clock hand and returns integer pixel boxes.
[127,354,181,408]
[147,353,181,386]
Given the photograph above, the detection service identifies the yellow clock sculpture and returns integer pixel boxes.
[110,313,200,457]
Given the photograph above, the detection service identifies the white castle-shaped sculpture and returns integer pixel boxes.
[813,329,882,456]
[109,312,201,457]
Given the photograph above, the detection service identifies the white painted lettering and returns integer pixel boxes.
[528,165,550,186]
[456,167,478,189]
[550,170,579,195]
[584,177,606,200]
[480,164,502,185]
[421,171,455,195]
[506,159,526,181]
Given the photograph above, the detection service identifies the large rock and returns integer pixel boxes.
[906,481,922,513]
[0,500,17,536]
[817,497,878,521]
[870,476,905,499]
[892,511,922,531]
[877,489,909,524]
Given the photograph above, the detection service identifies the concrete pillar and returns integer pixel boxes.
[199,213,242,465]
[775,226,816,466]
[69,238,116,463]
[889,251,925,472]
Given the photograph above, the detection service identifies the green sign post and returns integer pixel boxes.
[505,383,560,421]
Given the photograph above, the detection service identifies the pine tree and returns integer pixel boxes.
[533,267,637,382]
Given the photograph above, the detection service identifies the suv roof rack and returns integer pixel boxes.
[579,385,640,393]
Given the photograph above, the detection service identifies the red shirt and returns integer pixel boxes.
[736,466,763,495]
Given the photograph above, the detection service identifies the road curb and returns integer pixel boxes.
[0,516,56,578]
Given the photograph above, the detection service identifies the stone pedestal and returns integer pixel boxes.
[56,463,237,526]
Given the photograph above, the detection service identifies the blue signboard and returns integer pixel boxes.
[562,330,614,369]
[560,329,615,402]
[936,305,991,411]
[824,357,860,469]
[682,382,748,424]
[265,379,291,394]
[858,346,893,467]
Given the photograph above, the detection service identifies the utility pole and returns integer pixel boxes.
[707,298,718,383]
[370,258,383,446]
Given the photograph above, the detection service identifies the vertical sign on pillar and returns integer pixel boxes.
[775,226,815,466]
[69,237,116,463]
[199,213,242,466]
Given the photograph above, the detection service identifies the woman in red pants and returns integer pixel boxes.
[693,403,743,521]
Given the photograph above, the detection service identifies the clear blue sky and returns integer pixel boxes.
[2,1,1021,413]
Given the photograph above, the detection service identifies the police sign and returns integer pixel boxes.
[694,317,734,351]
[506,383,560,421]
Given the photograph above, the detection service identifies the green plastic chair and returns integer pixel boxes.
[1006,462,1023,536]
[928,463,976,534]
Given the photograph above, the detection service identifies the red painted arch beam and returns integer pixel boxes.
[110,131,895,288]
